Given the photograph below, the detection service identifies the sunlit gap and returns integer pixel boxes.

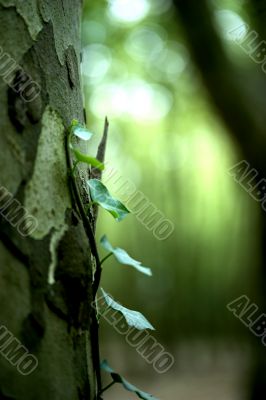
[107,0,150,24]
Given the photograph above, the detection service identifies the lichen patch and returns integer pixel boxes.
[24,106,71,240]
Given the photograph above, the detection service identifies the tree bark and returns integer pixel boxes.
[0,1,98,399]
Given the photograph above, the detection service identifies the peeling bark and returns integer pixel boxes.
[0,1,97,399]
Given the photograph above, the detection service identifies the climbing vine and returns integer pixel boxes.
[66,119,158,400]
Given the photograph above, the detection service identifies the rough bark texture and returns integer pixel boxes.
[0,1,96,399]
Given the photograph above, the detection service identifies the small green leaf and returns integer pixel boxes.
[100,288,155,330]
[70,120,93,141]
[87,179,130,221]
[100,235,152,276]
[70,145,104,170]
[101,360,159,400]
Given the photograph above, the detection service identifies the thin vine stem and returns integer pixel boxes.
[99,380,115,395]
[100,252,113,266]
[85,200,96,214]
[66,129,102,397]
[72,159,79,175]
[66,131,102,294]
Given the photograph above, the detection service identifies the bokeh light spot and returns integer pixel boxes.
[107,0,150,23]
[125,26,165,61]
[81,44,112,84]
[215,9,248,40]
[89,78,173,121]
[148,41,188,82]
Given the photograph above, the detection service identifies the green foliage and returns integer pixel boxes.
[70,119,93,140]
[100,235,152,276]
[70,144,104,170]
[68,120,103,171]
[87,179,130,221]
[101,360,159,400]
[67,118,158,399]
[100,288,155,330]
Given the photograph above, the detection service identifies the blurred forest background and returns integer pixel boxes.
[82,0,263,398]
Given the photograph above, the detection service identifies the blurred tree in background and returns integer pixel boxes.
[82,0,266,398]
[82,0,260,340]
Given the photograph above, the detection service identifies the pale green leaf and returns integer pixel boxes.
[100,235,152,276]
[101,360,159,400]
[70,119,93,141]
[87,179,129,221]
[101,289,155,330]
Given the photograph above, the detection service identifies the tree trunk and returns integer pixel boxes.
[0,1,98,399]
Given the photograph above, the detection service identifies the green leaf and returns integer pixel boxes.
[101,360,159,400]
[87,179,130,221]
[100,235,152,276]
[70,119,93,141]
[70,145,104,170]
[100,288,155,330]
